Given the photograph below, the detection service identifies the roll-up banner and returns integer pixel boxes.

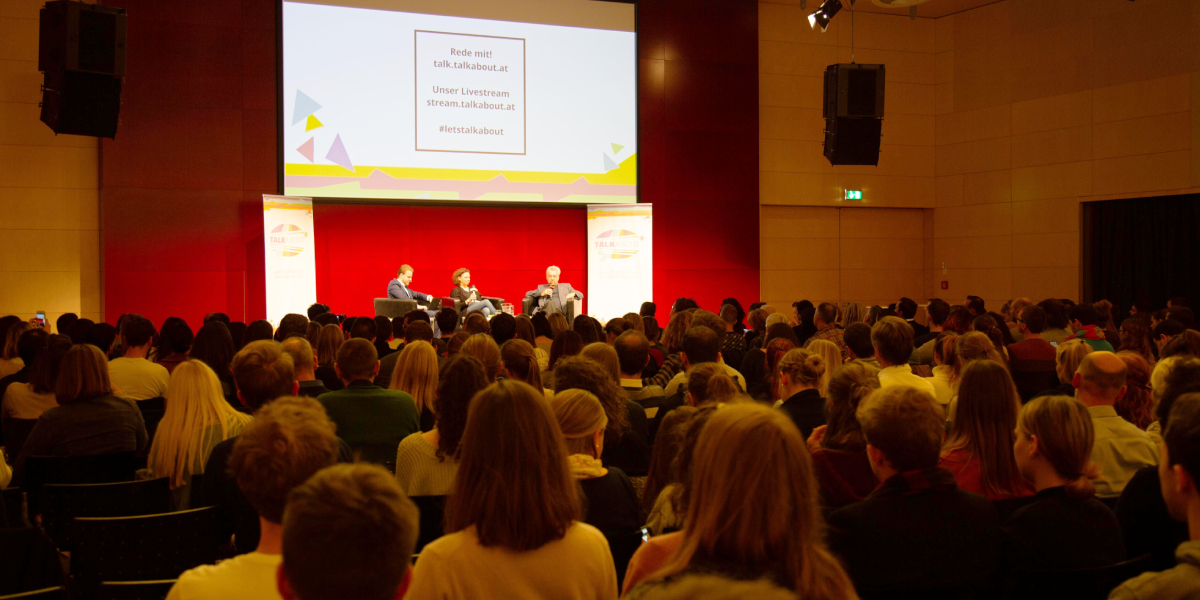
[263,195,317,327]
[586,204,652,322]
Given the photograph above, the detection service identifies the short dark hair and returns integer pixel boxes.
[604,318,632,339]
[336,338,378,381]
[85,323,117,354]
[927,299,951,326]
[1038,299,1068,329]
[531,312,552,338]
[871,317,915,365]
[681,326,720,365]
[897,298,917,319]
[374,315,393,342]
[435,308,459,335]
[67,319,95,345]
[56,313,78,337]
[640,302,656,317]
[122,316,157,348]
[843,323,874,359]
[1019,305,1047,334]
[1154,319,1186,341]
[1168,306,1196,329]
[276,314,309,341]
[204,312,231,326]
[490,313,517,344]
[816,302,838,326]
[307,303,331,320]
[614,330,650,375]
[232,340,296,410]
[16,328,50,365]
[1168,296,1189,308]
[1165,394,1200,486]
[405,309,431,325]
[1069,303,1099,327]
[314,312,340,327]
[350,316,377,341]
[162,320,195,354]
[405,321,434,343]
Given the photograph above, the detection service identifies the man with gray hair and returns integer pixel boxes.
[1073,351,1158,498]
[525,265,584,317]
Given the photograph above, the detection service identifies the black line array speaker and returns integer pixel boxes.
[822,63,885,166]
[38,0,127,138]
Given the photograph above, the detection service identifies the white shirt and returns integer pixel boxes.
[109,357,170,401]
[878,364,937,398]
[0,357,23,379]
[407,522,617,600]
[924,365,955,406]
[1089,404,1158,498]
[664,360,747,397]
[166,552,283,600]
[2,382,59,420]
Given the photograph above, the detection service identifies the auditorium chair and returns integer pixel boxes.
[0,586,66,600]
[1010,358,1060,402]
[22,451,140,515]
[2,486,29,527]
[137,397,166,442]
[1,417,38,461]
[40,477,172,551]
[0,529,63,596]
[604,528,647,590]
[521,297,578,326]
[97,580,177,600]
[411,495,447,554]
[374,298,418,319]
[1008,553,1152,600]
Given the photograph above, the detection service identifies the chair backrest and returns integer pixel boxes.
[374,298,417,319]
[1011,359,1060,402]
[41,477,173,551]
[137,397,165,412]
[2,418,39,460]
[97,580,177,600]
[0,529,64,597]
[0,587,66,600]
[71,506,224,596]
[140,409,167,442]
[23,451,140,515]
[1011,554,1153,600]
[605,527,647,590]
[410,495,447,554]
[2,487,29,528]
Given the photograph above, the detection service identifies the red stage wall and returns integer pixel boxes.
[101,0,758,330]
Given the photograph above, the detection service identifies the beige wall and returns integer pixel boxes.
[0,0,102,328]
[761,0,1200,310]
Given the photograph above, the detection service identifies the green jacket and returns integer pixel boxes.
[317,380,419,465]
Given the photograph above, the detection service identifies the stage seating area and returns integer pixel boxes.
[1,295,1198,600]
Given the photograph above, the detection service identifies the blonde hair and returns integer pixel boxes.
[841,302,867,327]
[580,342,620,384]
[622,312,645,333]
[687,363,727,405]
[823,363,880,452]
[858,386,945,472]
[149,360,252,489]
[806,340,841,396]
[1056,339,1093,384]
[56,343,114,403]
[1017,395,1098,500]
[461,334,501,382]
[778,347,826,390]
[649,404,857,599]
[389,341,438,417]
[765,312,789,329]
[501,338,543,390]
[952,331,1006,385]
[551,389,607,456]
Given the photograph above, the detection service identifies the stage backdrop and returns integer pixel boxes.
[100,0,758,330]
[263,195,317,325]
[588,204,652,321]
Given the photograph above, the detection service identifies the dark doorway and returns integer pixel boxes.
[1082,193,1200,317]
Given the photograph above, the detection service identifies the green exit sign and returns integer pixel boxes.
[845,189,862,200]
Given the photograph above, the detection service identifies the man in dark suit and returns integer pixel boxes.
[525,265,583,317]
[387,264,433,306]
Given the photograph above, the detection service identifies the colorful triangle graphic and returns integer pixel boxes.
[291,90,322,125]
[326,134,354,172]
[297,137,315,163]
[305,114,323,131]
[611,143,625,154]
[603,153,619,172]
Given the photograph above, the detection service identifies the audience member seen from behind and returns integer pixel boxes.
[515,315,550,371]
[842,322,880,373]
[552,356,650,477]
[313,324,345,392]
[461,333,502,383]
[191,320,239,401]
[166,396,339,600]
[13,344,149,483]
[1074,352,1157,499]
[108,315,171,401]
[806,339,841,397]
[277,464,420,600]
[872,316,936,397]
[388,340,439,432]
[807,363,881,509]
[623,403,857,600]
[939,360,1034,501]
[156,319,193,374]
[581,342,621,384]
[545,330,583,390]
[280,337,329,399]
[775,348,827,440]
[827,386,1000,599]
[1115,351,1156,430]
[2,334,68,422]
[394,355,489,498]
[318,338,419,465]
[551,389,642,538]
[0,320,31,379]
[405,380,618,600]
[643,407,708,536]
[502,338,549,398]
[1068,303,1115,352]
[1109,394,1200,600]
[1004,395,1125,578]
[145,360,253,509]
[1119,317,1156,366]
[924,333,958,408]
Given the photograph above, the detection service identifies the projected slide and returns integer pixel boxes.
[282,1,637,204]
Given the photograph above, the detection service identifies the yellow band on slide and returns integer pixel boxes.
[285,153,636,186]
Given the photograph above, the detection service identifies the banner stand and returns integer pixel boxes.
[263,195,318,327]
[586,204,652,322]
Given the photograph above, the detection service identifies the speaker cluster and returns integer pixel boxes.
[38,0,127,138]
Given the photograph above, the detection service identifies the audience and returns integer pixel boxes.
[546,330,584,389]
[581,342,622,384]
[503,338,550,397]
[1072,352,1159,499]
[167,396,339,600]
[776,347,827,439]
[718,304,748,370]
[940,360,1033,500]
[1116,351,1156,430]
[461,333,502,383]
[643,407,708,535]
[1036,338,1092,398]
[1110,394,1200,600]
[842,322,879,373]
[914,299,950,349]
[647,311,693,389]
[624,403,856,599]
[804,302,849,362]
[0,321,31,378]
[616,330,667,410]
[277,464,419,600]
[551,389,642,538]
[313,323,345,392]
[157,319,194,374]
[924,333,958,407]
[1119,317,1156,365]
[108,314,171,401]
[1003,395,1125,577]
[663,326,746,397]
[808,363,880,508]
[807,339,841,397]
[394,355,488,497]
[191,320,239,402]
[1068,303,1115,352]
[318,338,419,465]
[405,380,618,600]
[828,386,999,599]
[2,334,68,426]
[872,317,936,397]
[280,337,328,398]
[146,360,253,508]
[553,355,650,477]
[387,340,439,431]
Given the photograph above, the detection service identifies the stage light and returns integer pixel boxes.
[808,0,843,32]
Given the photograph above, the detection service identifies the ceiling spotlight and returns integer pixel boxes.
[808,0,843,32]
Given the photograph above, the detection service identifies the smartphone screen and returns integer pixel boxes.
[35,311,46,328]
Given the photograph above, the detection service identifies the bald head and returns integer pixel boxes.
[1074,351,1128,405]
